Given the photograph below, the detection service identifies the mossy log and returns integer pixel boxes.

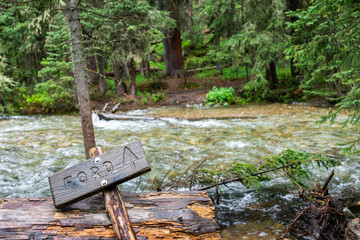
[0,191,220,240]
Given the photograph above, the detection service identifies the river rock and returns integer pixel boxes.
[345,218,360,240]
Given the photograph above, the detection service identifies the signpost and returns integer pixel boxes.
[49,140,151,239]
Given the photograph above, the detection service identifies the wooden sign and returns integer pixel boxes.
[49,141,150,208]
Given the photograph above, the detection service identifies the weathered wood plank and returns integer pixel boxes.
[49,141,151,208]
[0,191,220,240]
[89,146,137,240]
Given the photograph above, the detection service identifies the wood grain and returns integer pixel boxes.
[90,146,137,240]
[0,191,220,239]
[48,141,150,208]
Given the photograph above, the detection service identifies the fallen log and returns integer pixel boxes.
[0,191,220,240]
[186,65,229,73]
[98,113,260,121]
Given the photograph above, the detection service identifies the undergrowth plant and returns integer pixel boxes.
[206,86,236,106]
[137,90,164,104]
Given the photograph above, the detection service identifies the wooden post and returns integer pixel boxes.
[89,146,137,240]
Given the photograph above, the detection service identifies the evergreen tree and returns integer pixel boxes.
[0,1,49,84]
[286,0,360,100]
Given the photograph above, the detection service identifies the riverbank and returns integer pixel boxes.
[92,76,246,113]
[92,76,333,116]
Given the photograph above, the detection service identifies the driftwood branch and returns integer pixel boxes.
[196,163,297,191]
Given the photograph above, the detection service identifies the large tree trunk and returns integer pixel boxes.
[266,61,278,89]
[97,52,106,95]
[64,0,96,159]
[159,0,184,77]
[129,58,137,98]
[113,61,126,96]
[0,191,220,239]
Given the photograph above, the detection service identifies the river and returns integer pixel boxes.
[0,103,359,239]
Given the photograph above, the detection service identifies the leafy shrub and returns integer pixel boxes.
[137,91,164,104]
[206,86,236,106]
[151,92,164,103]
[20,79,75,114]
[141,97,148,105]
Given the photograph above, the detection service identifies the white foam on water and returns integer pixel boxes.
[227,140,248,148]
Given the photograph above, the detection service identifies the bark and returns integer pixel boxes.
[159,0,184,77]
[89,147,137,240]
[113,61,126,96]
[0,192,220,240]
[64,0,96,159]
[140,60,145,77]
[124,61,131,79]
[266,61,278,89]
[129,58,137,98]
[97,52,106,95]
[84,39,98,84]
[288,0,304,81]
[0,92,7,113]
[245,64,249,82]
[87,53,98,84]
[215,38,223,75]
[144,60,150,78]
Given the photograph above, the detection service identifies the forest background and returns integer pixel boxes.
[0,0,359,121]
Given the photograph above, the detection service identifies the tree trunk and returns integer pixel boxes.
[129,58,136,98]
[266,61,278,89]
[0,192,220,239]
[0,92,7,113]
[64,0,96,160]
[215,38,223,75]
[87,53,98,84]
[288,0,304,82]
[159,0,184,77]
[97,52,106,95]
[113,61,126,96]
[124,61,131,79]
[140,60,145,77]
[145,60,150,78]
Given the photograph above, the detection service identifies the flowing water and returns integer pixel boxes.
[0,103,359,239]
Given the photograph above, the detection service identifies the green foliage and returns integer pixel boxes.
[195,69,219,79]
[318,83,360,154]
[20,79,75,114]
[286,0,360,99]
[81,0,172,65]
[196,150,340,189]
[151,92,165,103]
[0,49,15,92]
[137,90,164,104]
[206,86,236,106]
[183,81,203,90]
[209,0,288,94]
[0,1,50,83]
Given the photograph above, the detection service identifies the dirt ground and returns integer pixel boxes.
[93,77,246,113]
